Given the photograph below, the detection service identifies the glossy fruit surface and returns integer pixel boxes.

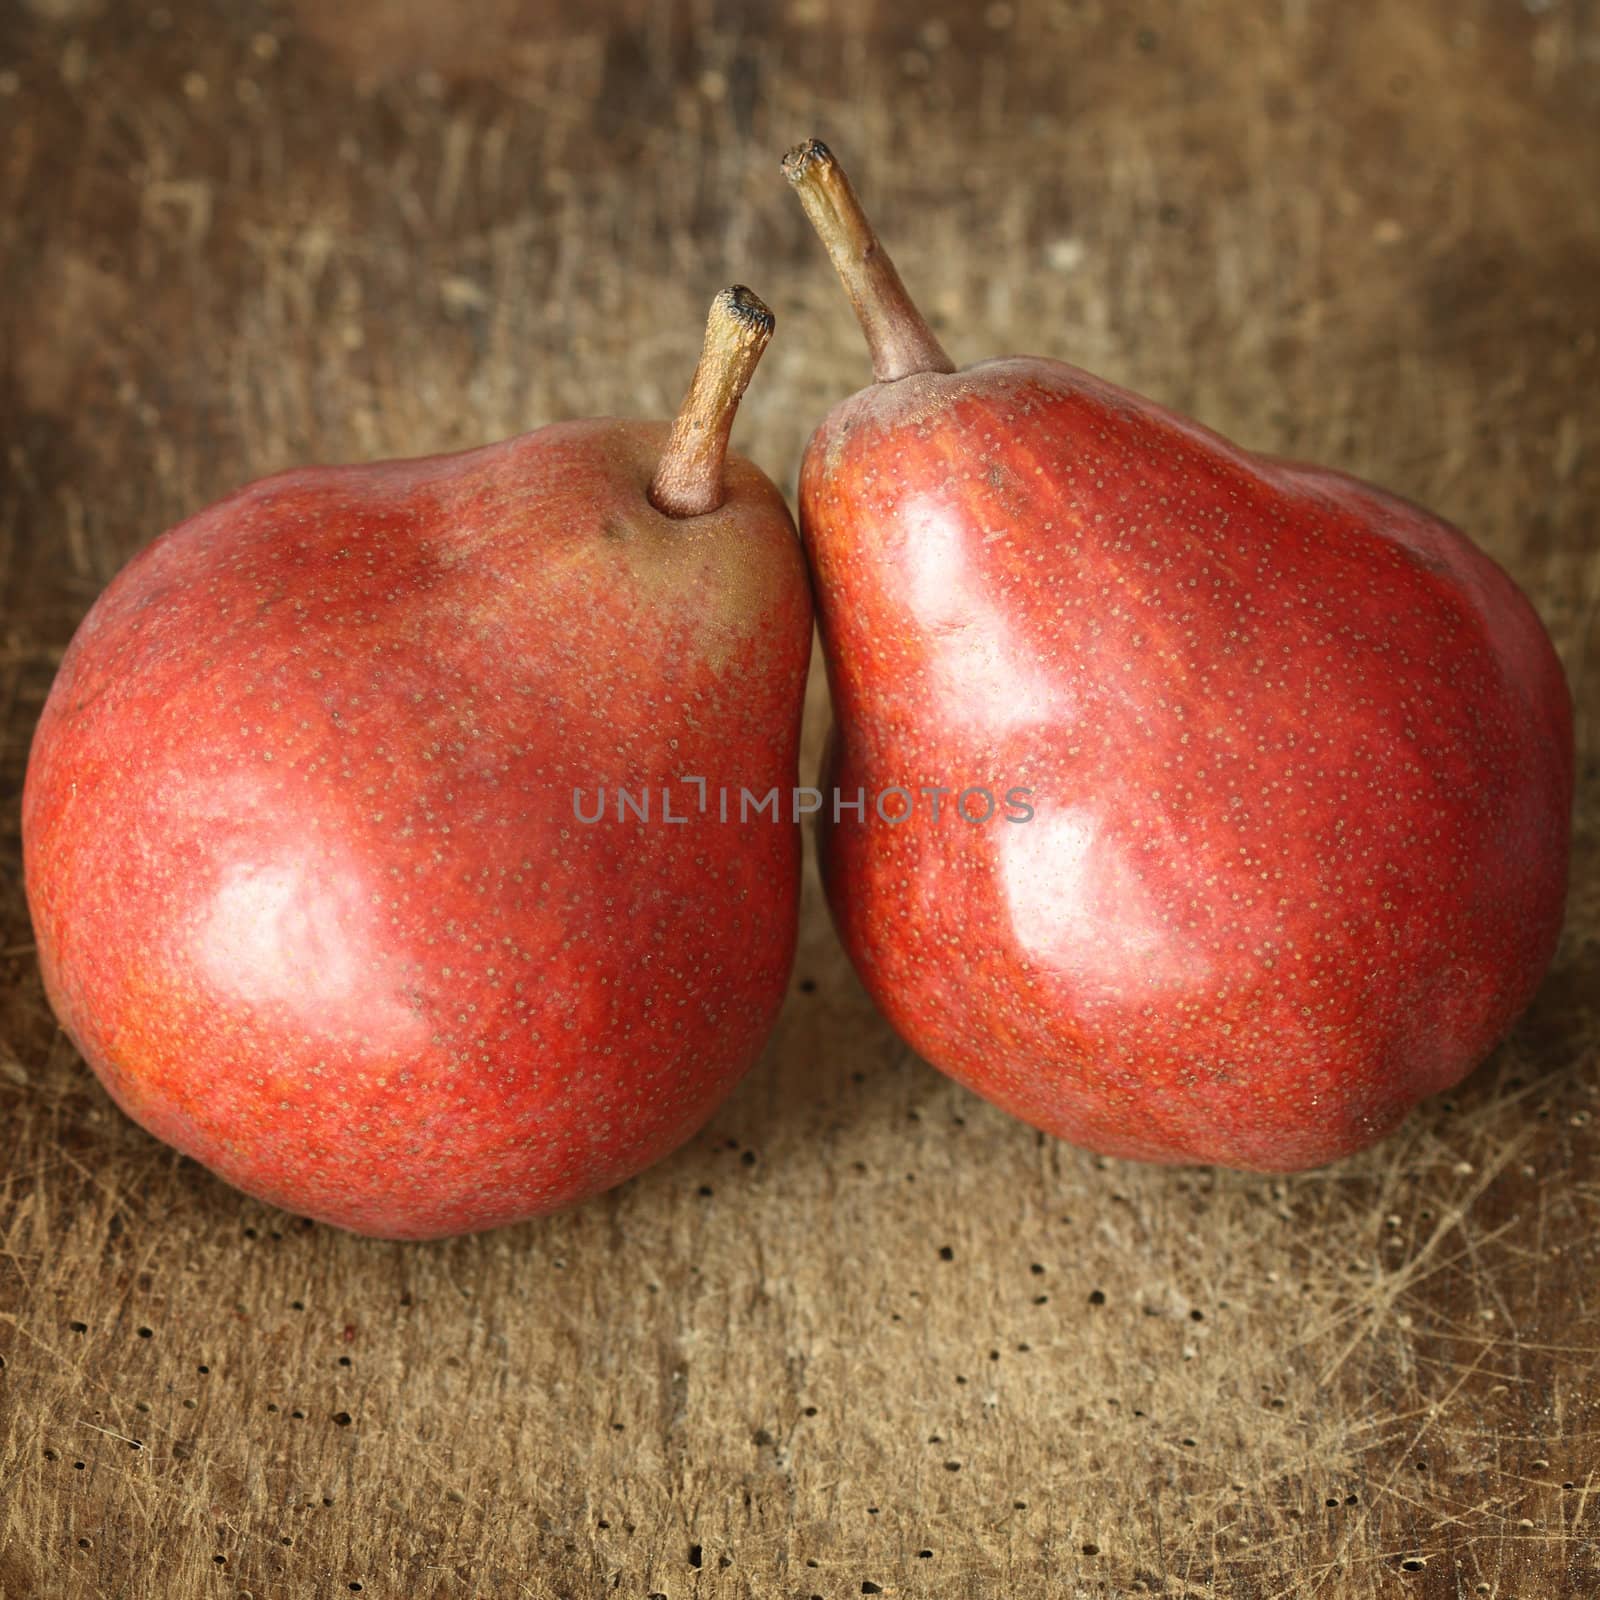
[788,142,1572,1169]
[24,292,812,1237]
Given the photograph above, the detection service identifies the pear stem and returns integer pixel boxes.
[782,138,956,384]
[648,286,775,519]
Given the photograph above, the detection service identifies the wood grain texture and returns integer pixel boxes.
[1,2,1598,1596]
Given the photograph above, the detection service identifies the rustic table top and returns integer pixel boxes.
[2,3,1597,1597]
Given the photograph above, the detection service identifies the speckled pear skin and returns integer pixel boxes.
[803,357,1573,1170]
[23,419,813,1238]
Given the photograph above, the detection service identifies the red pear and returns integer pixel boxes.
[785,141,1572,1171]
[24,287,813,1238]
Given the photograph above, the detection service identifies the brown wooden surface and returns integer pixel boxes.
[2,3,1598,1597]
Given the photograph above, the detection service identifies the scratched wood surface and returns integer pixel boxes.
[1,2,1598,1597]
